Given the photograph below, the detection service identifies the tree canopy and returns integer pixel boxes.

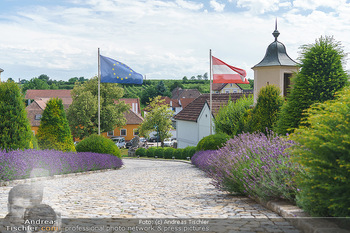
[0,81,34,151]
[67,77,129,140]
[37,98,75,151]
[138,96,174,146]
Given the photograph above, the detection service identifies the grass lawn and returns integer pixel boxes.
[120,148,128,157]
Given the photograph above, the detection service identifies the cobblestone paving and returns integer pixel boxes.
[0,159,300,233]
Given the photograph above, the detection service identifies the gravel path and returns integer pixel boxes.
[0,159,300,232]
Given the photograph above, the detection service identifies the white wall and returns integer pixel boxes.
[176,120,198,148]
[176,103,215,149]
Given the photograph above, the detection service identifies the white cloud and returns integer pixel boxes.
[176,0,203,11]
[210,0,226,12]
[293,0,346,11]
[1,0,350,81]
[236,0,279,14]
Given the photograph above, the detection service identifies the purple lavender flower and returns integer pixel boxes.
[0,149,123,181]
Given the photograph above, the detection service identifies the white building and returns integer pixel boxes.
[174,93,249,148]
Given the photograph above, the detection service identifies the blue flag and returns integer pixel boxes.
[100,55,143,84]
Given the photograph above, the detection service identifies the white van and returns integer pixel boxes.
[111,136,126,148]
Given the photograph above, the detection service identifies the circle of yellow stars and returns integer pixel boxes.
[112,62,133,81]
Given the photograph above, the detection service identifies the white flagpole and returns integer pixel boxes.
[209,49,213,135]
[98,48,101,135]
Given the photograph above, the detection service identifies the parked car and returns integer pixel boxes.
[148,135,160,142]
[163,138,173,147]
[110,136,126,148]
[125,140,132,149]
[140,137,147,143]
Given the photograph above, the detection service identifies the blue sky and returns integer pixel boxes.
[1,0,350,81]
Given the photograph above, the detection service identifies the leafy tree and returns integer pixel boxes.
[275,36,348,135]
[140,85,158,105]
[203,72,208,80]
[37,98,75,151]
[197,75,202,80]
[38,74,50,82]
[169,81,184,92]
[68,77,79,83]
[138,96,174,147]
[22,77,50,92]
[0,81,34,151]
[182,76,188,83]
[67,77,129,140]
[290,86,350,217]
[214,95,253,136]
[245,85,284,134]
[156,81,169,96]
[190,76,196,80]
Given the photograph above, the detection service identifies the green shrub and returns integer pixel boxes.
[146,147,156,157]
[275,36,348,135]
[164,147,175,159]
[247,85,284,134]
[214,95,253,136]
[173,149,183,159]
[75,134,121,158]
[135,147,147,157]
[183,146,196,159]
[37,98,75,152]
[290,86,350,217]
[196,133,230,151]
[154,147,164,158]
[0,81,34,151]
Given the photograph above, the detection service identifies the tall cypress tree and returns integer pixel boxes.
[37,98,75,152]
[0,81,33,151]
[275,36,348,135]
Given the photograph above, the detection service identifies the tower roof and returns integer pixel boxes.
[253,21,298,68]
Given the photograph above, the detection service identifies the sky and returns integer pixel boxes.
[1,0,350,82]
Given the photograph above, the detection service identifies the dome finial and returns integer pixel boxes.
[272,18,280,41]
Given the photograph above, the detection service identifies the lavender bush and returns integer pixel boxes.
[0,149,123,181]
[192,132,299,202]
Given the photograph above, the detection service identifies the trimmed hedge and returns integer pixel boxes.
[135,147,147,157]
[164,147,175,159]
[75,134,121,158]
[196,133,230,151]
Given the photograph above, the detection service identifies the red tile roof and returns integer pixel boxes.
[178,98,195,109]
[25,90,72,99]
[174,93,251,122]
[171,88,201,99]
[118,98,141,115]
[125,109,144,124]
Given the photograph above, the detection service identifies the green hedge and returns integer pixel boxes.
[75,134,121,158]
[142,147,194,160]
[135,147,147,157]
[196,133,230,151]
[291,86,350,217]
[164,147,175,159]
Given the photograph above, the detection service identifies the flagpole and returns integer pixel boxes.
[98,48,101,135]
[209,49,213,135]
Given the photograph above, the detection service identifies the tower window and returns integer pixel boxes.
[284,73,292,97]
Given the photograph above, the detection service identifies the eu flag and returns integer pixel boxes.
[100,55,143,84]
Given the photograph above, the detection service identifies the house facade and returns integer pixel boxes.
[174,93,249,148]
[212,83,244,94]
[25,90,143,141]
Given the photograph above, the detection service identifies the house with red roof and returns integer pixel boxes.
[174,93,251,148]
[25,90,143,141]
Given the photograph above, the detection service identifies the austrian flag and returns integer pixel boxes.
[212,56,249,84]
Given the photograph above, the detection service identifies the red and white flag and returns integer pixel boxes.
[212,56,249,84]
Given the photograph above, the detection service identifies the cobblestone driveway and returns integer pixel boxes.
[0,159,300,233]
